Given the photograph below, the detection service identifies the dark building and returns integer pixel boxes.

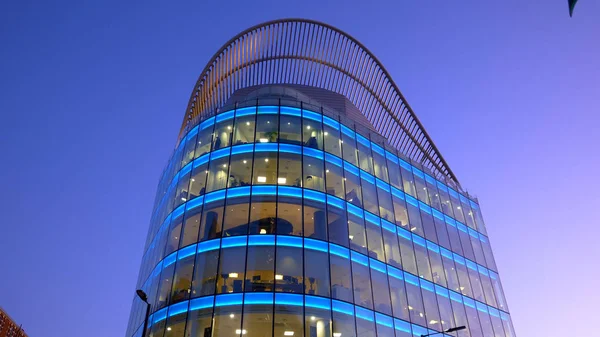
[0,308,27,337]
[126,19,516,337]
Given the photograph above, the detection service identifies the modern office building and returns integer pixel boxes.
[0,308,27,337]
[126,19,516,337]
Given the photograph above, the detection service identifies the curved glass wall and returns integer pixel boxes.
[126,104,515,337]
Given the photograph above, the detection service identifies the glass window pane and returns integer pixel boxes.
[341,131,358,166]
[234,114,256,145]
[397,229,417,275]
[199,199,224,241]
[405,199,424,237]
[305,249,330,297]
[175,171,191,207]
[332,307,356,337]
[351,258,373,309]
[245,245,275,292]
[435,291,456,333]
[275,244,304,293]
[371,266,392,315]
[413,237,432,281]
[280,114,302,145]
[254,151,278,185]
[327,201,348,248]
[404,274,426,327]
[170,255,194,304]
[425,176,442,211]
[189,162,208,198]
[366,221,385,262]
[195,126,213,158]
[228,153,253,187]
[191,249,219,297]
[212,303,242,337]
[279,151,303,187]
[156,263,175,310]
[392,195,409,230]
[277,195,303,236]
[361,174,379,215]
[344,165,362,208]
[305,305,331,337]
[420,281,441,331]
[249,199,276,235]
[274,301,303,337]
[325,159,345,198]
[356,311,376,337]
[181,204,202,248]
[214,119,233,149]
[304,155,325,192]
[243,302,273,337]
[217,246,246,293]
[357,142,373,174]
[256,114,279,143]
[323,124,341,157]
[432,214,451,251]
[303,116,323,150]
[330,252,353,303]
[382,224,401,269]
[185,307,213,337]
[206,156,229,192]
[165,214,184,256]
[399,162,416,197]
[304,199,327,241]
[222,195,251,236]
[421,210,438,244]
[441,251,461,294]
[348,211,367,255]
[388,272,410,321]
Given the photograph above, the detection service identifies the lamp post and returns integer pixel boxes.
[136,289,151,337]
[420,326,466,337]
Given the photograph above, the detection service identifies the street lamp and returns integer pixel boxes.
[420,326,466,337]
[136,289,151,337]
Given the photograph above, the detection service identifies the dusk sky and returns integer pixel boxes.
[1,1,599,337]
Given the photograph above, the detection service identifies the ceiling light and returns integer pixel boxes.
[229,273,239,278]
[259,138,269,143]
[325,170,329,173]
[278,177,287,184]
[167,327,172,331]
[246,122,250,126]
[349,235,354,240]
[288,122,291,125]
[310,316,316,321]
[275,274,283,280]
[265,158,269,162]
[324,132,328,136]
[243,160,247,164]
[257,176,267,183]
[181,197,187,202]
[229,314,235,318]
[284,331,294,336]
[260,229,267,234]
[236,329,247,335]
[333,333,342,337]
[223,164,227,168]
[227,126,232,130]
[267,121,270,124]
[191,178,195,182]
[306,125,311,129]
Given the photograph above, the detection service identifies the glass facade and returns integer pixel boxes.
[126,103,516,337]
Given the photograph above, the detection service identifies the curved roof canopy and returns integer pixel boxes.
[181,18,458,184]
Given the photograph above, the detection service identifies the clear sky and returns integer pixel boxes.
[1,1,598,336]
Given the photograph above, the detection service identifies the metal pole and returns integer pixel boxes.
[141,302,150,337]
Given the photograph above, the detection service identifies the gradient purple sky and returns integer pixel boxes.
[1,1,598,336]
